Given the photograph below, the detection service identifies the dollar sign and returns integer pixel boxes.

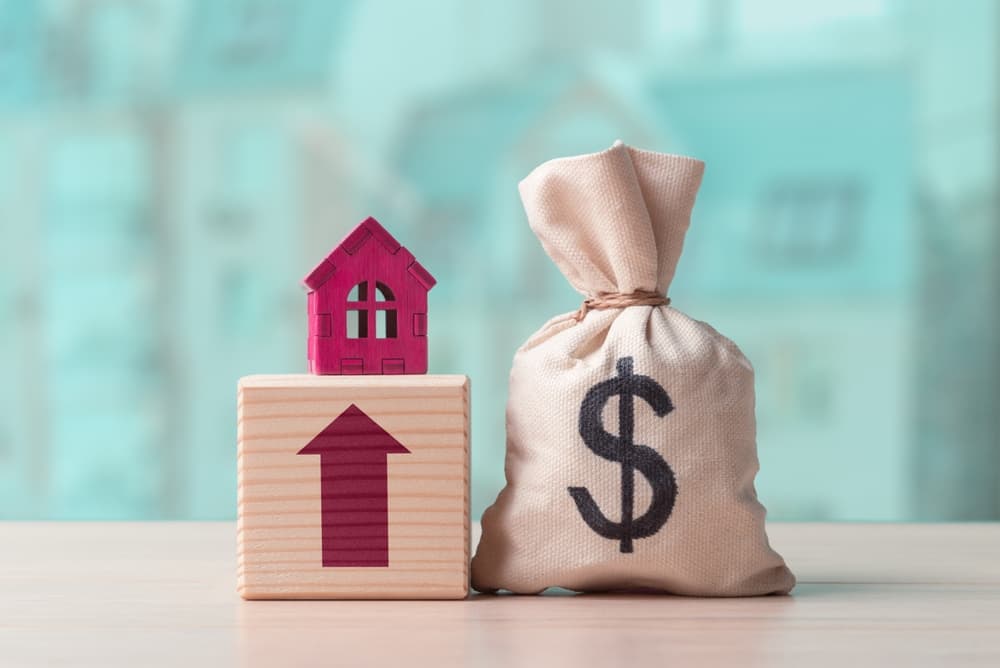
[569,356,677,553]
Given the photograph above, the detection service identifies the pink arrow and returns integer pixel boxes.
[297,404,410,567]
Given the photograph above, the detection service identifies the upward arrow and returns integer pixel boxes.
[297,404,410,567]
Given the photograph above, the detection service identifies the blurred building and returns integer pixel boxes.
[0,0,996,520]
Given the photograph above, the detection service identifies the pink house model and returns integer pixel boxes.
[303,217,436,375]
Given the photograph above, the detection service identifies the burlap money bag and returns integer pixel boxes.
[471,141,794,596]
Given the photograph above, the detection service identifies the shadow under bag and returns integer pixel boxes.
[472,141,795,596]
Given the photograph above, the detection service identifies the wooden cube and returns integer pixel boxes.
[237,374,469,599]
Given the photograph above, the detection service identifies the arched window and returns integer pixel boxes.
[346,280,397,339]
[375,282,394,301]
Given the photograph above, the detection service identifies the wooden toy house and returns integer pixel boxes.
[238,216,468,600]
[303,217,436,375]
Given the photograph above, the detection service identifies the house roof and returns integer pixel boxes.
[302,216,437,292]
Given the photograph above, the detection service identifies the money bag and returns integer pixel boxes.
[471,141,795,596]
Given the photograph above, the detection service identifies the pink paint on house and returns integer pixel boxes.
[303,217,436,375]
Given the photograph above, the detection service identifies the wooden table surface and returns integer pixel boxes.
[1,523,998,667]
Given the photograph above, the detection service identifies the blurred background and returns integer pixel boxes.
[1,0,998,521]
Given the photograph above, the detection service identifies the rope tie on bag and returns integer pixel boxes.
[573,290,670,322]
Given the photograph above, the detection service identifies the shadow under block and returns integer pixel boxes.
[237,374,470,599]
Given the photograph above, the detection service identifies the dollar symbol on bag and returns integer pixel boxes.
[569,356,677,553]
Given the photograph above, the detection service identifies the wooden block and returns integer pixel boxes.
[237,374,469,599]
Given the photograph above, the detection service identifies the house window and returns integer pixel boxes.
[346,309,367,339]
[346,280,397,339]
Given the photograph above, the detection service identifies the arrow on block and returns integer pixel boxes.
[297,404,410,567]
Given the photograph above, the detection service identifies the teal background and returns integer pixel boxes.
[1,0,998,520]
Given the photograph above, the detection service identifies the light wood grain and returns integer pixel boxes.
[237,374,470,599]
[0,523,998,667]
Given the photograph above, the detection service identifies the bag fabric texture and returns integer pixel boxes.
[471,141,795,596]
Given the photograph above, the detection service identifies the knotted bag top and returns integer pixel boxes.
[518,140,705,304]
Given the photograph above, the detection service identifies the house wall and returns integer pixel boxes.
[309,240,429,375]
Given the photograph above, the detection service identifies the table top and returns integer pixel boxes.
[2,522,998,667]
